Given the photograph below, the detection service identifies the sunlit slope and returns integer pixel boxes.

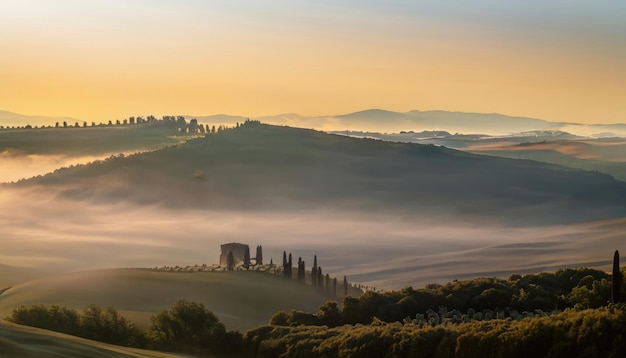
[21,123,626,224]
[0,124,196,157]
[467,139,626,181]
[0,264,48,289]
[0,268,328,332]
[0,321,183,358]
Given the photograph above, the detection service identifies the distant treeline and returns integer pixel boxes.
[274,251,363,300]
[0,115,260,134]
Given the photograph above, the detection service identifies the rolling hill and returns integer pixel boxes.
[0,321,184,358]
[0,268,329,332]
[0,123,197,157]
[331,130,626,181]
[16,122,626,225]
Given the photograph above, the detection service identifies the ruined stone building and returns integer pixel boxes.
[219,242,250,267]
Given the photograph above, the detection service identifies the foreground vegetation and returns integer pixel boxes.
[4,264,624,357]
[269,266,618,328]
[7,300,230,356]
[244,305,626,358]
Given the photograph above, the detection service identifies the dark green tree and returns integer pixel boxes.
[318,301,341,327]
[613,250,622,303]
[325,274,330,295]
[146,299,225,353]
[344,275,349,297]
[256,245,263,265]
[287,253,293,278]
[312,255,318,287]
[318,267,323,288]
[243,246,251,271]
[297,258,306,282]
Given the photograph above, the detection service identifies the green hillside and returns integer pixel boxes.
[0,321,184,358]
[0,268,328,332]
[0,122,198,157]
[18,122,626,225]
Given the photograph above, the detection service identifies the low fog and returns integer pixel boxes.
[0,151,131,183]
[1,187,621,290]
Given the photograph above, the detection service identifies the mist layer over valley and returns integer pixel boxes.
[1,186,624,290]
[2,122,625,290]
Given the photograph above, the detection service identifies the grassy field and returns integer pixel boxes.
[0,268,329,332]
[0,321,185,358]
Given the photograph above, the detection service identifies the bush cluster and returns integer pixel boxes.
[271,267,614,327]
[245,306,626,358]
[7,299,234,355]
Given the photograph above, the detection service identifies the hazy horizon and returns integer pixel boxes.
[1,1,625,124]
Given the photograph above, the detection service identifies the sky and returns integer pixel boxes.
[1,1,625,124]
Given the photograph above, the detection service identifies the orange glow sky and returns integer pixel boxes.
[1,1,625,124]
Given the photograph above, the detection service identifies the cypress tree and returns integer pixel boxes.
[297,259,306,282]
[344,275,348,297]
[282,251,288,277]
[288,253,293,278]
[317,267,323,288]
[311,255,318,287]
[243,246,251,271]
[325,274,330,295]
[333,277,337,298]
[256,245,263,265]
[297,257,302,280]
[613,250,622,304]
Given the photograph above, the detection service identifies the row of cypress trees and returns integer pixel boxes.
[281,251,350,298]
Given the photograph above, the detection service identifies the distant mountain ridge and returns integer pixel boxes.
[4,108,626,136]
[0,110,80,128]
[334,109,563,134]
